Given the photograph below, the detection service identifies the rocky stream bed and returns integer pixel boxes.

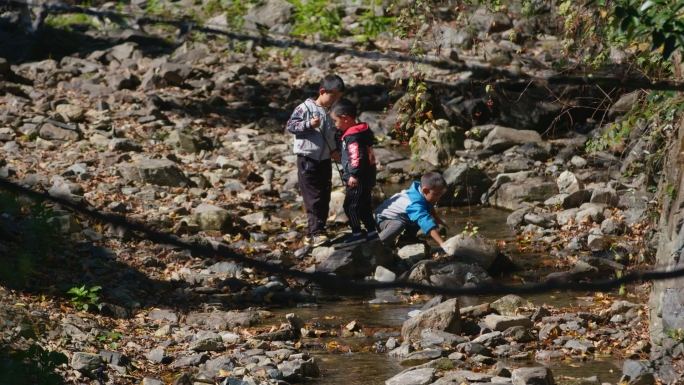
[1,1,683,384]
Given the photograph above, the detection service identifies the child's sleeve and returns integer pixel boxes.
[286,104,310,134]
[406,202,438,233]
[347,137,368,176]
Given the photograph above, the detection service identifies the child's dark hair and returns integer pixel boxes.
[330,98,357,119]
[421,172,447,190]
[320,74,345,93]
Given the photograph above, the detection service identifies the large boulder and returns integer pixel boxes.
[412,119,466,166]
[482,126,542,153]
[181,205,233,233]
[244,0,294,28]
[386,368,436,385]
[440,163,493,206]
[442,235,498,270]
[316,241,390,278]
[491,295,532,316]
[489,181,556,210]
[557,171,583,194]
[511,366,555,385]
[185,311,261,330]
[118,159,188,187]
[401,298,460,343]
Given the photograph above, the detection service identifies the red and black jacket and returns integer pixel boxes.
[340,123,377,187]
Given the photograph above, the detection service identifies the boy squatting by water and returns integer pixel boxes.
[375,172,450,247]
[285,74,345,248]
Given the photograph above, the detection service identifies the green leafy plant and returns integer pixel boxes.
[96,330,124,349]
[461,222,479,238]
[67,285,102,312]
[290,0,343,39]
[0,344,68,385]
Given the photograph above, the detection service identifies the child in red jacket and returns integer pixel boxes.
[329,98,379,247]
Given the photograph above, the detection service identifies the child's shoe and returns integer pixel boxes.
[311,234,330,247]
[366,231,380,243]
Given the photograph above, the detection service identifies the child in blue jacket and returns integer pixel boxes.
[374,172,450,246]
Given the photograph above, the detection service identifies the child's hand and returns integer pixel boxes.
[310,116,321,128]
[348,176,358,187]
[330,151,341,162]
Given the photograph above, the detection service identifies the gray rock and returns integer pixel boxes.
[149,309,179,323]
[374,266,396,282]
[562,190,593,209]
[491,295,531,316]
[591,188,619,207]
[71,352,102,372]
[503,326,534,342]
[442,235,498,270]
[190,331,225,352]
[402,298,460,343]
[440,163,493,205]
[142,377,165,385]
[523,213,555,228]
[482,126,542,153]
[39,122,80,141]
[385,368,436,385]
[55,104,85,122]
[166,130,204,153]
[109,138,142,152]
[507,207,533,229]
[557,171,583,194]
[245,0,294,28]
[565,339,595,353]
[570,155,587,168]
[171,353,208,368]
[483,315,533,331]
[510,366,554,385]
[201,355,236,377]
[144,348,168,363]
[490,182,556,211]
[186,311,261,330]
[279,358,320,380]
[413,120,466,167]
[397,244,429,264]
[118,159,188,187]
[420,329,468,347]
[539,323,561,341]
[182,209,233,233]
[286,313,305,333]
[317,241,389,278]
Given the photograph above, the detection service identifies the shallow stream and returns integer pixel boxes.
[266,181,627,384]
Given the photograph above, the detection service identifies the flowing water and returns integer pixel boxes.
[269,180,625,384]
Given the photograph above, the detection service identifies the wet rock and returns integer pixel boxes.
[435,370,493,384]
[565,339,595,353]
[523,213,555,228]
[279,358,320,381]
[507,207,533,229]
[286,313,305,334]
[402,298,460,343]
[442,235,498,270]
[503,326,534,342]
[491,295,531,316]
[557,171,583,194]
[483,315,533,331]
[385,368,436,385]
[440,163,493,206]
[71,352,102,372]
[621,360,655,385]
[511,366,554,385]
[421,329,468,347]
[118,159,188,187]
[482,126,542,153]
